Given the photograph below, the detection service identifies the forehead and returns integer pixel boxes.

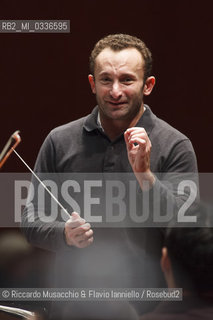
[94,47,144,75]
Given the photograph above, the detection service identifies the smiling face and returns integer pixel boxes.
[89,47,154,123]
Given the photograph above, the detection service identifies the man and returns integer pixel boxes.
[21,34,198,318]
[140,203,213,320]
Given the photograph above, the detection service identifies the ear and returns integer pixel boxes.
[160,247,171,273]
[143,76,155,96]
[88,74,96,94]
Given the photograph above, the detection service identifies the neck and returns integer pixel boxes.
[100,105,144,141]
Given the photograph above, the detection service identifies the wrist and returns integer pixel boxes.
[63,227,73,247]
[135,171,156,191]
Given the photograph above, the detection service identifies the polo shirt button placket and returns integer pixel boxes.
[103,144,116,172]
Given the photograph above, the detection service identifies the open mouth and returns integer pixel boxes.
[107,101,127,106]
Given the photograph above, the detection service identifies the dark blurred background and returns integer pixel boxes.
[0,0,212,316]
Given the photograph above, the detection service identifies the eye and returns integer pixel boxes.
[100,77,112,83]
[121,77,134,84]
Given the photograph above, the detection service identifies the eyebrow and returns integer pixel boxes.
[98,72,136,78]
[98,72,111,77]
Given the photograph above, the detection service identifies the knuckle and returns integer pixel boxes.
[80,225,87,232]
[86,229,93,237]
[89,237,94,243]
[82,223,91,231]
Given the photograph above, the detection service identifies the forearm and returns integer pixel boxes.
[134,170,156,191]
[21,204,68,252]
[136,171,199,227]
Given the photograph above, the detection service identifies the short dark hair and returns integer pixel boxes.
[89,34,153,81]
[164,204,213,293]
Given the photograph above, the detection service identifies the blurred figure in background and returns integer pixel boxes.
[140,203,213,320]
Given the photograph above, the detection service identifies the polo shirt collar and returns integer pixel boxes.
[83,104,156,137]
[135,104,156,136]
[83,106,99,132]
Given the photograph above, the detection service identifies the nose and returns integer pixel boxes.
[110,81,122,100]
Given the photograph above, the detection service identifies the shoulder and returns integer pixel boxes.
[142,105,190,147]
[47,106,98,144]
[146,106,193,152]
[34,116,88,171]
[144,106,197,172]
[151,114,189,144]
[49,116,87,142]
